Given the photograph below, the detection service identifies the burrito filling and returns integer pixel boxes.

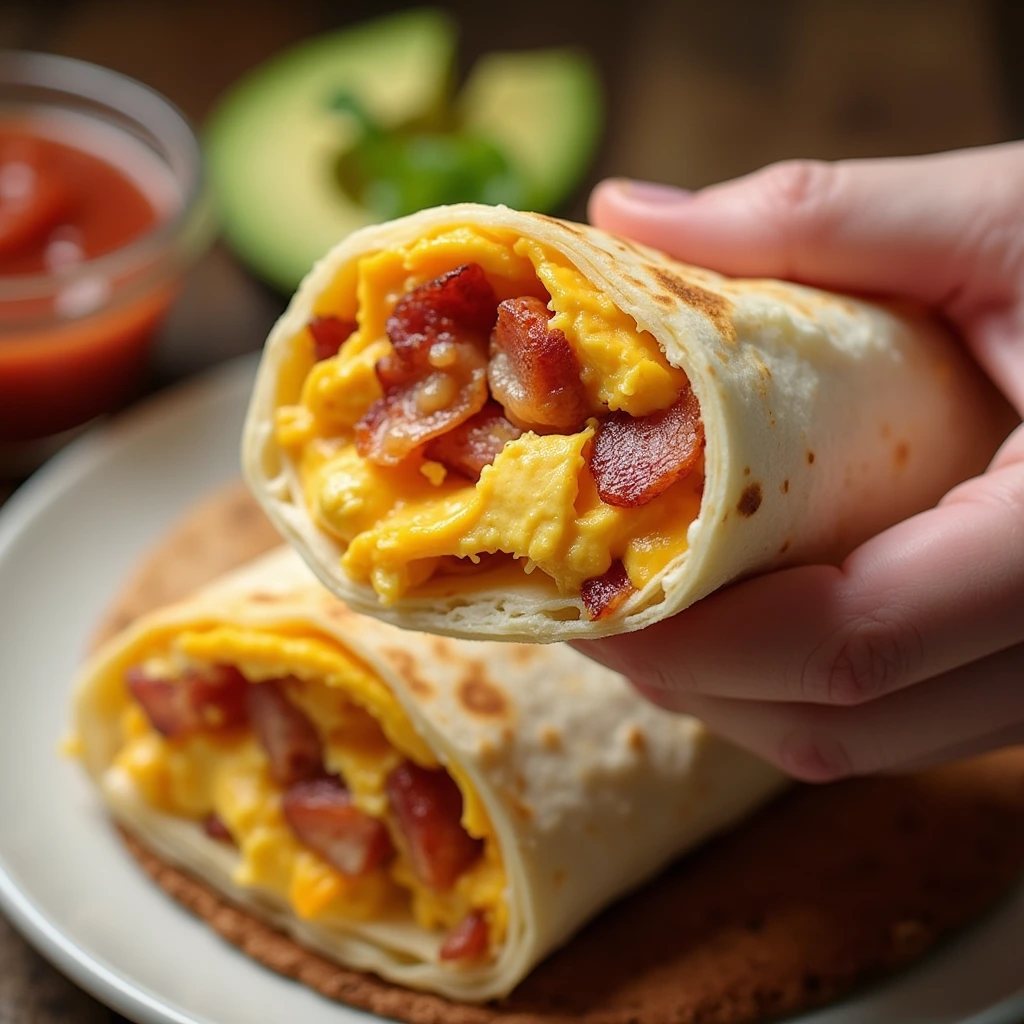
[103,625,505,964]
[274,226,706,617]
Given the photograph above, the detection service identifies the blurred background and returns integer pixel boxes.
[0,0,1021,1016]
[1,0,1020,401]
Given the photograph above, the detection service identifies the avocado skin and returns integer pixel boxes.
[205,10,457,292]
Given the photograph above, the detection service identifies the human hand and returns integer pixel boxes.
[575,144,1024,781]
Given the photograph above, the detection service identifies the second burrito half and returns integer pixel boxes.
[73,545,785,1002]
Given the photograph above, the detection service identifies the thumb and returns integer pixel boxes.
[588,144,1024,318]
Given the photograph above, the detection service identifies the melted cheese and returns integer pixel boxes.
[275,225,703,604]
[111,625,506,943]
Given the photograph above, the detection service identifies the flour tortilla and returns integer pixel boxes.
[243,204,1015,641]
[74,535,785,1001]
[77,486,1024,1024]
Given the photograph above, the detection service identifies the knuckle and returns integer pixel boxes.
[803,612,924,706]
[777,729,853,783]
[755,158,839,235]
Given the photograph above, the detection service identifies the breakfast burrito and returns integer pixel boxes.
[242,204,1013,641]
[73,545,785,1001]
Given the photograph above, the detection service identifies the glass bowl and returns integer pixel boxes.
[0,50,214,470]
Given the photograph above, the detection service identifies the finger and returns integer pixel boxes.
[588,144,1024,318]
[650,641,1024,782]
[575,452,1024,707]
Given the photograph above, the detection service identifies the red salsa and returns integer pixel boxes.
[0,127,159,274]
[0,113,179,442]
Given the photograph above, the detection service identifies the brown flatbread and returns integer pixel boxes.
[103,482,1024,1024]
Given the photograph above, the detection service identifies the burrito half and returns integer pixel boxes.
[242,204,1013,641]
[73,546,785,1001]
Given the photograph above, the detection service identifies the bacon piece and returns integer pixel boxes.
[589,386,704,508]
[386,762,483,891]
[440,910,490,962]
[581,560,636,620]
[488,296,589,432]
[424,401,522,480]
[356,265,498,466]
[283,776,394,876]
[202,814,235,845]
[248,681,324,786]
[126,664,249,738]
[308,315,357,361]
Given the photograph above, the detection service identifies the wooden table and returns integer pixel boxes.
[0,1,1019,1020]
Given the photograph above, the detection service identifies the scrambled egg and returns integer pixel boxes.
[111,626,507,942]
[274,226,703,604]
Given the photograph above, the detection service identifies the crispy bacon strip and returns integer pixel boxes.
[202,814,235,845]
[308,315,357,361]
[126,664,249,738]
[355,265,498,466]
[248,681,324,786]
[581,560,636,620]
[283,776,394,877]
[424,401,522,481]
[440,910,490,962]
[385,762,483,891]
[488,296,588,432]
[589,386,704,508]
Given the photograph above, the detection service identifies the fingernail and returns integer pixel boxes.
[615,179,692,205]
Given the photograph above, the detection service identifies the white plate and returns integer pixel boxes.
[0,355,1021,1024]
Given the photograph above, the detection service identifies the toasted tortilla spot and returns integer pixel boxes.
[475,737,500,765]
[509,646,539,667]
[383,648,434,699]
[607,236,649,260]
[457,666,510,719]
[649,268,736,343]
[743,466,750,476]
[428,637,457,664]
[539,726,562,751]
[779,539,792,554]
[894,442,910,468]
[250,592,283,603]
[508,793,534,821]
[781,479,790,495]
[737,484,763,517]
[626,726,646,754]
[321,602,354,623]
[807,450,816,464]
[552,866,567,886]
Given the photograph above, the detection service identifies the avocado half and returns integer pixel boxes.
[204,9,602,292]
